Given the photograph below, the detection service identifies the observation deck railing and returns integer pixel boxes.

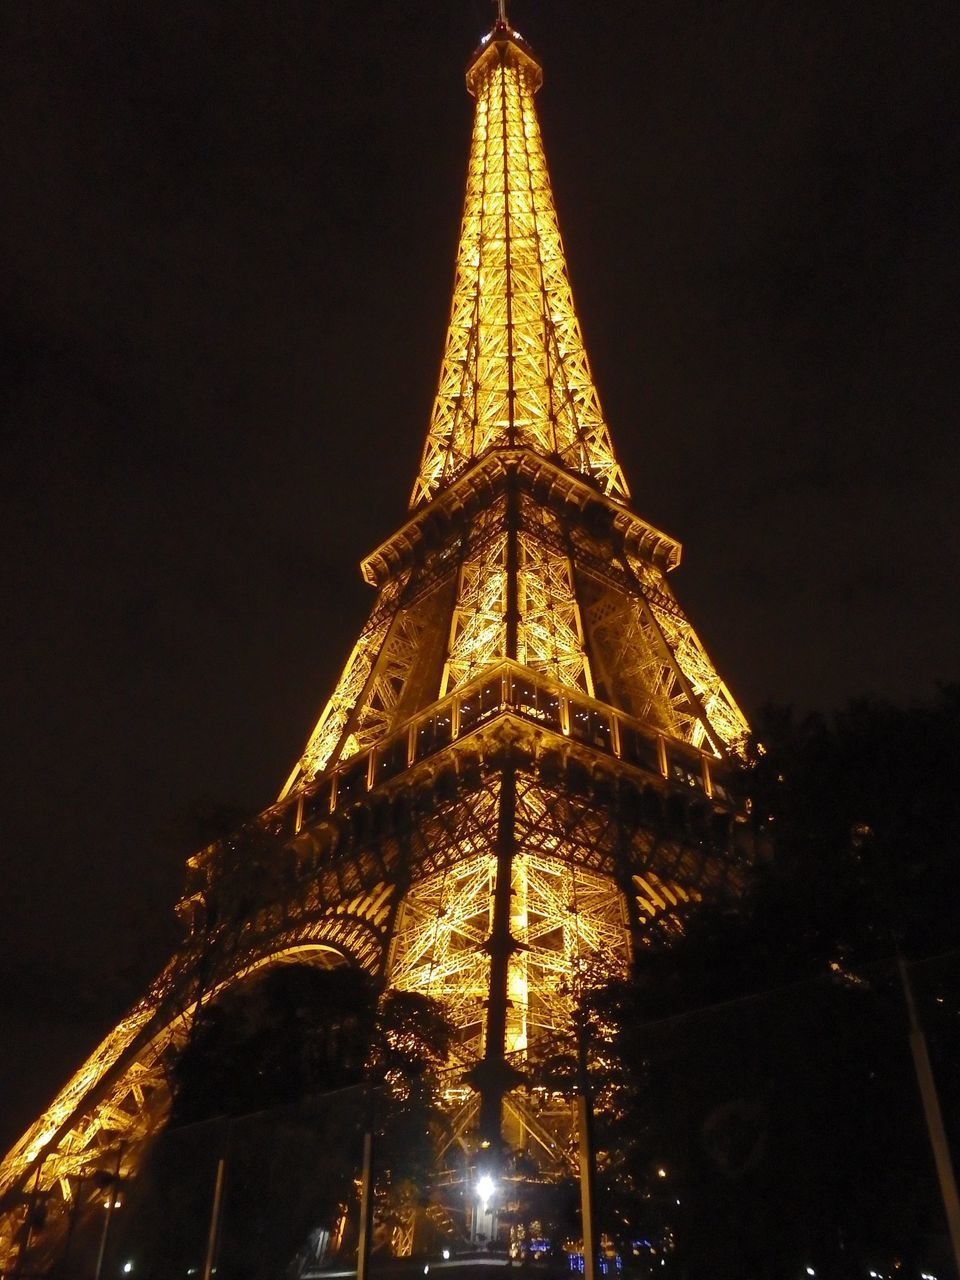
[291,660,739,836]
[181,660,746,920]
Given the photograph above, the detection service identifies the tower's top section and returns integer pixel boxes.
[410,13,630,509]
[466,9,542,96]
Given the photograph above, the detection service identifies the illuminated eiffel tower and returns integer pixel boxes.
[0,7,750,1267]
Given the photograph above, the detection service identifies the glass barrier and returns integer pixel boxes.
[618,722,662,775]
[478,677,506,722]
[457,692,481,736]
[335,756,369,806]
[568,700,612,750]
[301,782,332,827]
[415,708,454,761]
[709,774,734,806]
[511,673,540,719]
[666,748,705,792]
[300,665,726,824]
[88,1097,366,1280]
[375,734,408,785]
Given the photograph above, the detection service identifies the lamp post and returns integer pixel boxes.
[93,1148,124,1280]
[61,1172,87,1272]
[863,824,960,1279]
[897,954,960,1279]
[576,1028,598,1280]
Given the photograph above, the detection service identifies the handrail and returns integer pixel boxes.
[292,660,735,831]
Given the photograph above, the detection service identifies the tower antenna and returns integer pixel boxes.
[495,0,508,26]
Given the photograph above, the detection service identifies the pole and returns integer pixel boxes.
[898,955,960,1278]
[93,1148,123,1280]
[356,1128,375,1280]
[576,1032,598,1280]
[476,760,519,1149]
[201,1157,226,1280]
[61,1173,86,1274]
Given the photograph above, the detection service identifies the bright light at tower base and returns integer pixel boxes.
[476,1174,496,1204]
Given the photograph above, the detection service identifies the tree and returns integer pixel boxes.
[369,988,453,1214]
[580,689,960,1280]
[171,964,375,1124]
[111,964,453,1280]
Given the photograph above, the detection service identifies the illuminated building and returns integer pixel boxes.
[0,8,749,1265]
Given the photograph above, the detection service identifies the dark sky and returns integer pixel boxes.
[1,0,957,1151]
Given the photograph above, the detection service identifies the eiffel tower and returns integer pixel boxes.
[0,7,751,1268]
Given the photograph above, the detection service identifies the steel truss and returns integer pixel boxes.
[0,716,745,1264]
[0,18,753,1273]
[412,30,627,507]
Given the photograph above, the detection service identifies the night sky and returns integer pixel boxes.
[1,1,957,1151]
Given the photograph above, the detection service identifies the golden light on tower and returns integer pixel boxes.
[285,19,745,791]
[0,9,751,1270]
[413,20,628,509]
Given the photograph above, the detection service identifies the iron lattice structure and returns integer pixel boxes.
[0,17,752,1268]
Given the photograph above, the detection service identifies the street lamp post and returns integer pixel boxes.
[93,1148,124,1280]
[898,954,960,1279]
[576,1029,598,1280]
[61,1172,87,1272]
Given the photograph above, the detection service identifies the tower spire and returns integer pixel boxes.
[411,13,630,508]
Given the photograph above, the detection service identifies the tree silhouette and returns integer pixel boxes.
[111,964,452,1280]
[578,688,960,1280]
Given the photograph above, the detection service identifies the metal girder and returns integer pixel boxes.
[439,493,593,699]
[627,553,750,750]
[0,710,744,1270]
[284,573,411,792]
